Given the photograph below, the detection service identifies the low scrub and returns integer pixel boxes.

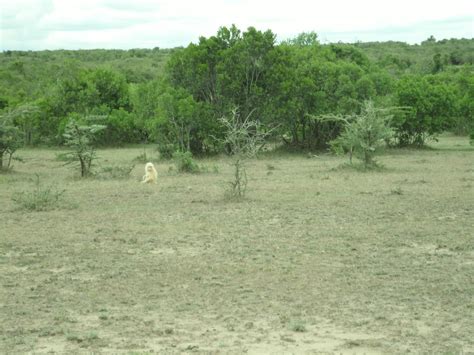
[172,151,200,173]
[12,175,65,211]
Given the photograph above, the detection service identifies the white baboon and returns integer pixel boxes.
[142,162,158,184]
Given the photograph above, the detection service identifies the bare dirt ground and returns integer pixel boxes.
[1,135,473,353]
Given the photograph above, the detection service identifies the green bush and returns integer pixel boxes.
[394,75,455,146]
[0,114,23,170]
[330,101,394,168]
[62,117,106,177]
[172,151,199,173]
[12,175,65,211]
[470,130,474,145]
[157,143,176,160]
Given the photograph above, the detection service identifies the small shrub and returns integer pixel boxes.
[157,143,176,160]
[96,165,134,180]
[132,148,152,163]
[62,118,106,177]
[55,152,70,162]
[12,174,65,211]
[470,130,474,145]
[289,320,306,332]
[133,151,147,163]
[330,101,394,168]
[0,114,22,170]
[173,151,200,173]
[199,164,219,173]
[66,331,99,344]
[390,186,403,195]
[219,108,274,199]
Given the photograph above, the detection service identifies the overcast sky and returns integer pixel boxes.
[1,0,473,51]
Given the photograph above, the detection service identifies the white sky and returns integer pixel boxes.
[1,0,473,50]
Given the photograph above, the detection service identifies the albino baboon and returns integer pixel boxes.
[142,162,158,184]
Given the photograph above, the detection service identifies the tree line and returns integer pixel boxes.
[1,26,473,166]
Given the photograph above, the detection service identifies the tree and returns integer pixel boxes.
[218,26,276,118]
[87,68,130,111]
[7,103,40,145]
[0,114,22,170]
[166,25,276,142]
[330,101,394,168]
[285,31,319,47]
[62,117,106,177]
[394,75,456,146]
[219,108,272,199]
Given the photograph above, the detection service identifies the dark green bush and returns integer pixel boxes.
[157,143,176,160]
[172,151,199,173]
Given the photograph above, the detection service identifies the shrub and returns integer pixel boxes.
[62,118,106,177]
[330,101,394,168]
[132,147,157,163]
[157,143,176,160]
[172,151,199,173]
[12,175,65,211]
[219,108,272,199]
[0,114,22,170]
[394,75,455,146]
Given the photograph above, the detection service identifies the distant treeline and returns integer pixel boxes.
[1,26,473,153]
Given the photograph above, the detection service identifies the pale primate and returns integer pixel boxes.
[142,162,158,184]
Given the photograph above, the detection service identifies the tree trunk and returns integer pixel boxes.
[80,157,86,177]
[364,150,372,167]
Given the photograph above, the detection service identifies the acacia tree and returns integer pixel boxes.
[62,117,106,177]
[219,108,272,199]
[329,101,394,168]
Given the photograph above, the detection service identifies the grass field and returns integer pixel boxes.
[1,135,473,353]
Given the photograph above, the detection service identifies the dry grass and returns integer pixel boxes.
[1,135,473,353]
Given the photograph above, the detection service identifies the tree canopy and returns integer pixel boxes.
[1,30,472,151]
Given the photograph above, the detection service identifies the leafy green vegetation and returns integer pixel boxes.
[329,100,394,167]
[11,174,65,211]
[62,118,106,177]
[1,29,471,157]
[0,113,22,170]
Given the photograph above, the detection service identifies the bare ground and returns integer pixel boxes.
[1,135,473,353]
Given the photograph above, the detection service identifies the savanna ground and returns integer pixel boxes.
[1,135,473,354]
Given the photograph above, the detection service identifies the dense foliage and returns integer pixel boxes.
[0,28,472,155]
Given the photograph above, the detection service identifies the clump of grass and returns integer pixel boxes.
[164,327,174,335]
[12,174,65,211]
[288,320,306,332]
[132,151,148,163]
[332,161,386,172]
[390,186,403,195]
[55,152,70,162]
[199,164,219,174]
[133,147,157,163]
[266,163,276,171]
[65,331,100,347]
[95,165,134,180]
